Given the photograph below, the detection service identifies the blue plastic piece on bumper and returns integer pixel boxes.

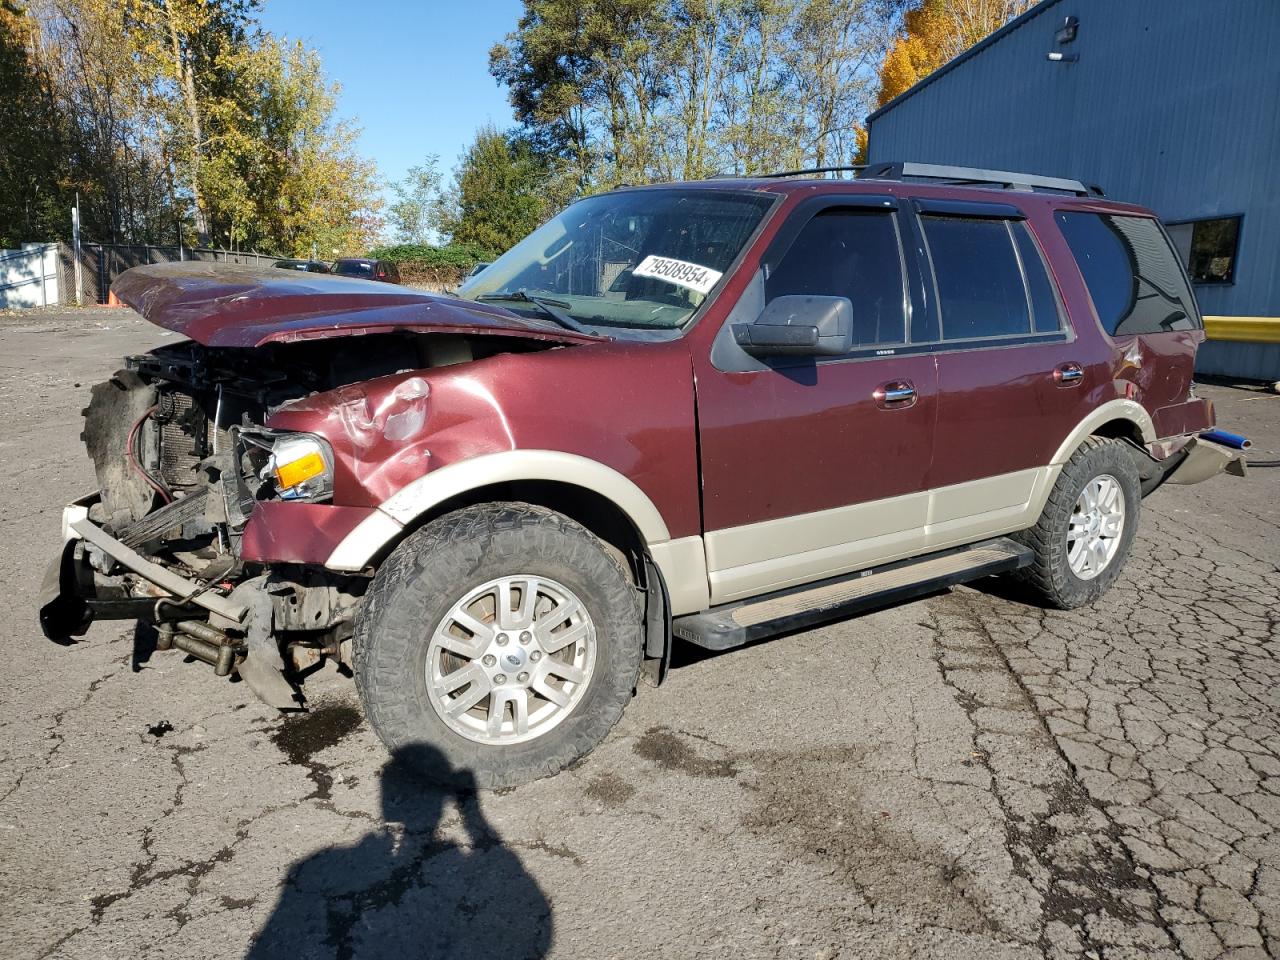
[1200,429,1252,450]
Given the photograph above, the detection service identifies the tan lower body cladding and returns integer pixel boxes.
[702,466,1058,605]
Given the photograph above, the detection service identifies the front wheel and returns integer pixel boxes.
[354,503,643,788]
[1012,436,1141,609]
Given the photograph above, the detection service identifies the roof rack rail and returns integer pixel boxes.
[859,161,1104,197]
[757,165,867,179]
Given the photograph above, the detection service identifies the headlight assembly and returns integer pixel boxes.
[263,434,334,502]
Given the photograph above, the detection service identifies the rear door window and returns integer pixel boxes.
[1012,222,1063,333]
[921,216,1036,340]
[1055,211,1199,335]
[765,209,907,347]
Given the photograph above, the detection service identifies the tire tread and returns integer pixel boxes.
[1011,436,1141,609]
[353,502,642,789]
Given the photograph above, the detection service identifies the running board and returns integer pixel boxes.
[673,537,1032,651]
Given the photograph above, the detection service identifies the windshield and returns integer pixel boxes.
[457,188,774,331]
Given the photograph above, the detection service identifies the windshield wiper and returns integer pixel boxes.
[476,290,591,334]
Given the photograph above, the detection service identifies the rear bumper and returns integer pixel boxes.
[1163,437,1248,485]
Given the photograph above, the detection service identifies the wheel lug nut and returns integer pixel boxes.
[482,655,496,667]
[496,634,509,646]
[520,631,532,644]
[517,672,529,683]
[530,651,542,662]
[494,674,507,685]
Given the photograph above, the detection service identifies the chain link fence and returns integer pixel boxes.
[54,243,282,305]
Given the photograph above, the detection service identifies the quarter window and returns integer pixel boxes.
[921,216,1033,340]
[765,210,906,347]
[1057,212,1199,335]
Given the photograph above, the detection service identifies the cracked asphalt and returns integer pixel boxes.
[2,307,1278,960]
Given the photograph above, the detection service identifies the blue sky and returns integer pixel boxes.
[258,0,524,201]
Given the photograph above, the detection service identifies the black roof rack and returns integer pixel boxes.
[859,161,1104,197]
[756,165,867,179]
[716,161,1105,197]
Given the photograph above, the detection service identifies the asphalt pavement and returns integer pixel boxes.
[1,307,1277,960]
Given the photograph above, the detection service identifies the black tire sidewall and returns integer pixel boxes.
[355,504,642,788]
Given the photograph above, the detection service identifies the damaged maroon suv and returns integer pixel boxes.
[41,162,1245,787]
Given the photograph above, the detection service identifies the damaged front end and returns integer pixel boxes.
[40,343,371,707]
[39,262,594,708]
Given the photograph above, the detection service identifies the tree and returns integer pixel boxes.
[716,0,797,175]
[438,126,551,256]
[125,0,260,244]
[492,0,907,187]
[16,0,381,253]
[124,1,382,253]
[787,0,902,167]
[388,158,444,245]
[0,1,72,246]
[491,0,669,190]
[876,0,1035,106]
[28,0,179,243]
[204,34,384,255]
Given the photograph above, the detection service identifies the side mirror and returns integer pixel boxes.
[732,295,854,358]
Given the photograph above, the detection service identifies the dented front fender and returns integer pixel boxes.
[263,339,703,543]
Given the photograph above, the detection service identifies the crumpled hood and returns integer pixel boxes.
[111,262,602,348]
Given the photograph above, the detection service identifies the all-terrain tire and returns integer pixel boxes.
[1011,436,1142,610]
[353,502,643,789]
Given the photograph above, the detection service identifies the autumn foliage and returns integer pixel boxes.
[876,0,1036,107]
[1,0,382,255]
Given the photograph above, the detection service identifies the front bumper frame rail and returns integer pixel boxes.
[68,517,248,624]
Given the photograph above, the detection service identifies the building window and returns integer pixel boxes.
[1166,215,1241,284]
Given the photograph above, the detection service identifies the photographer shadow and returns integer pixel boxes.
[247,743,551,960]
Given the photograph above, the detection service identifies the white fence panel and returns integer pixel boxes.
[0,244,59,308]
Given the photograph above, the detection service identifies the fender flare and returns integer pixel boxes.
[1048,399,1155,466]
[1018,400,1156,521]
[325,450,673,572]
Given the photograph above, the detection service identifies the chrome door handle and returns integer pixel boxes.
[1054,363,1084,387]
[874,380,917,408]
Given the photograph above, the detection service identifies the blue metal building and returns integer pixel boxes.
[866,0,1280,381]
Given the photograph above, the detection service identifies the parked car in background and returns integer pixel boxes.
[272,259,330,273]
[42,162,1245,790]
[330,257,400,283]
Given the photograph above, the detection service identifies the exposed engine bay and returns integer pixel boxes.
[56,331,550,706]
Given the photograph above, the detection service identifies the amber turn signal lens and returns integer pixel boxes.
[274,451,326,490]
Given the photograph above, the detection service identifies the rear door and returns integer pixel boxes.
[694,196,939,603]
[914,199,1091,549]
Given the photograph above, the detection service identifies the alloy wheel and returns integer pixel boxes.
[425,576,597,745]
[1067,474,1125,580]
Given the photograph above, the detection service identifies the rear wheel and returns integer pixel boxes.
[354,503,643,788]
[1013,436,1141,609]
